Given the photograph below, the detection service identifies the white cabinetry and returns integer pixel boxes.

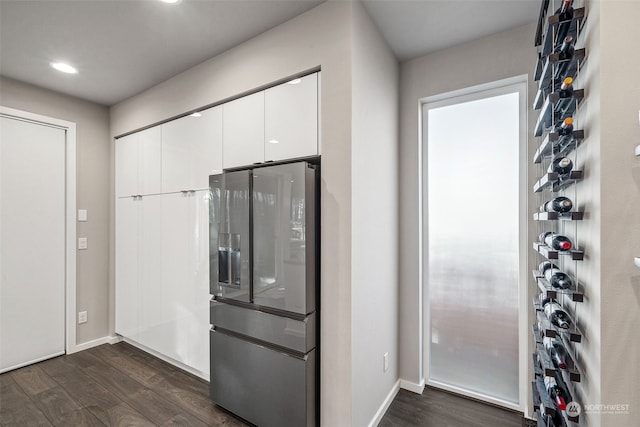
[265,73,318,162]
[222,73,319,169]
[115,194,162,345]
[162,106,223,193]
[222,92,265,168]
[159,190,210,375]
[115,126,162,198]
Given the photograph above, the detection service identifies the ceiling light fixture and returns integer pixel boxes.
[50,62,78,74]
[287,78,301,85]
[190,112,202,117]
[160,0,182,4]
[268,139,279,144]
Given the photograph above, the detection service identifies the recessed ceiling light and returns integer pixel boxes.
[50,62,78,74]
[190,112,202,117]
[287,78,301,85]
[268,139,279,144]
[160,0,182,4]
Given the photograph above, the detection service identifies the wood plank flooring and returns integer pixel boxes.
[380,387,533,427]
[0,342,248,426]
[2,342,534,426]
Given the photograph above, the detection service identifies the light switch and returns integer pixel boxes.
[78,209,88,222]
[78,237,88,250]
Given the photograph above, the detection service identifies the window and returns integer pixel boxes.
[423,81,526,408]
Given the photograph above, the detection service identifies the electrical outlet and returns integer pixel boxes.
[78,311,87,324]
[383,352,389,372]
[78,237,88,250]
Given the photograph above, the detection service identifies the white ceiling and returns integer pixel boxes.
[0,0,539,106]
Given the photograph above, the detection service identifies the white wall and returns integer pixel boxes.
[350,2,399,426]
[398,24,538,406]
[0,76,111,346]
[599,1,640,425]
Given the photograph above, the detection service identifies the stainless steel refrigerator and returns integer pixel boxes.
[209,159,319,427]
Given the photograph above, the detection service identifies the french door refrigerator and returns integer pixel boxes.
[209,159,319,427]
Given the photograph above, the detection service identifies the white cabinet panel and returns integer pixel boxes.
[139,126,162,196]
[137,195,163,353]
[157,190,210,373]
[115,197,140,340]
[162,106,222,193]
[265,73,318,161]
[115,133,139,198]
[115,126,161,198]
[187,190,211,375]
[159,192,191,364]
[223,92,264,168]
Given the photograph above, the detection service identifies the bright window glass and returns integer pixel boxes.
[426,90,520,405]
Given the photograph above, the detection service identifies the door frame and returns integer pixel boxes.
[0,106,77,355]
[419,76,528,412]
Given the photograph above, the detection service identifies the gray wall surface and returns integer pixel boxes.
[350,1,400,425]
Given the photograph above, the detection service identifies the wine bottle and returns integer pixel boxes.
[539,231,573,251]
[539,261,558,274]
[555,0,575,47]
[544,376,568,410]
[545,267,573,289]
[553,77,575,115]
[553,117,574,136]
[543,336,568,369]
[554,36,576,82]
[547,156,574,176]
[541,196,573,213]
[541,298,572,329]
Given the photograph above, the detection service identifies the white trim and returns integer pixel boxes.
[0,351,66,374]
[0,106,77,356]
[418,76,529,412]
[70,336,121,353]
[368,380,400,427]
[107,335,124,345]
[400,378,425,395]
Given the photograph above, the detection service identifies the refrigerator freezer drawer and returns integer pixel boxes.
[210,300,315,353]
[210,329,316,427]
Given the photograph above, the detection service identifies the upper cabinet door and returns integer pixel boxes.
[116,126,162,197]
[115,133,139,198]
[223,92,265,169]
[139,126,162,196]
[162,106,223,193]
[264,73,318,162]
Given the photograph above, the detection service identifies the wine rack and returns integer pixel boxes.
[531,1,587,426]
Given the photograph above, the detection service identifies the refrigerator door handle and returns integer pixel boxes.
[213,326,309,361]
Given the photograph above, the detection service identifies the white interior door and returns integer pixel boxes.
[0,116,67,372]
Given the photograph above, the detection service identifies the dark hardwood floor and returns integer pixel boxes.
[380,387,532,427]
[2,343,533,426]
[0,342,248,426]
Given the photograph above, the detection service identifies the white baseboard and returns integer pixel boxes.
[107,335,123,344]
[368,380,400,427]
[400,378,425,394]
[68,335,120,354]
